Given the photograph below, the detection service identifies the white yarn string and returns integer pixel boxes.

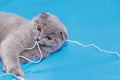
[66,40,120,57]
[12,76,25,80]
[13,39,120,80]
[19,39,120,64]
[19,41,43,64]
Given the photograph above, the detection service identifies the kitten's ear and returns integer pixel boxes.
[60,31,68,40]
[31,12,49,26]
[40,12,49,18]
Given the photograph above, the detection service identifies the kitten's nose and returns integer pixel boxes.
[36,38,40,41]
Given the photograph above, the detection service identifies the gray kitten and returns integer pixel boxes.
[0,12,67,77]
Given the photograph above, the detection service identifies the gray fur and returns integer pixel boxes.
[0,12,67,77]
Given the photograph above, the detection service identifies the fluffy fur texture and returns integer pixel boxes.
[0,12,67,77]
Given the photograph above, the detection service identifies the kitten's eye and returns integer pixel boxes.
[37,26,41,32]
[45,36,52,41]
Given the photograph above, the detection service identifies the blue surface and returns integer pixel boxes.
[0,0,120,80]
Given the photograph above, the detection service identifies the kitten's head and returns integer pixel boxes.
[31,12,67,57]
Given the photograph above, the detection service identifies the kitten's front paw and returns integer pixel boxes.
[5,66,24,77]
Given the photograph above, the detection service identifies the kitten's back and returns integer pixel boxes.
[0,12,29,42]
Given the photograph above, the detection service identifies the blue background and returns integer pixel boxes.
[0,0,120,80]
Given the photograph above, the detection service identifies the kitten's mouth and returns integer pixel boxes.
[36,38,40,41]
[36,38,51,47]
[36,39,46,47]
